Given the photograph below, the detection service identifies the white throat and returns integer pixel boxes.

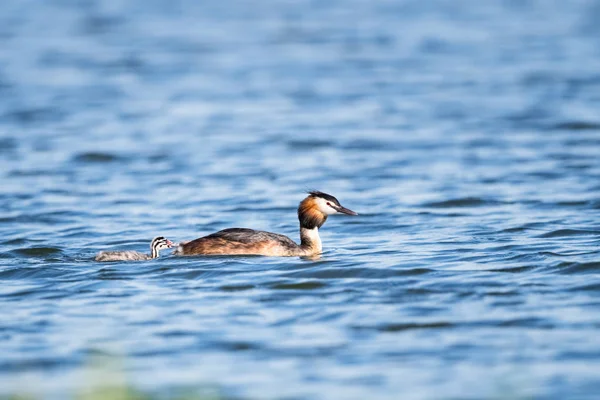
[300,227,322,254]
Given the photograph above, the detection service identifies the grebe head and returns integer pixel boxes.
[308,191,358,216]
[151,236,174,251]
[298,191,358,229]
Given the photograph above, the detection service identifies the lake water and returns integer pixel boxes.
[1,0,600,399]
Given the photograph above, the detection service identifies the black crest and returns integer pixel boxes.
[307,191,341,206]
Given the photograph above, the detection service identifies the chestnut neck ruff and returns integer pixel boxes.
[297,196,328,253]
[297,196,328,230]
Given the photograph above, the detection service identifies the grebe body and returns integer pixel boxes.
[175,191,357,257]
[95,236,174,262]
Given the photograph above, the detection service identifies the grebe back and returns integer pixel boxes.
[174,191,357,257]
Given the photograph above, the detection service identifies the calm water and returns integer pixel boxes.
[1,0,600,399]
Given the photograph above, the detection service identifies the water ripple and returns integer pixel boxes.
[538,229,600,238]
[422,197,502,208]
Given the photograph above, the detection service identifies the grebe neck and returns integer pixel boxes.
[300,226,322,254]
[297,198,328,255]
[150,244,159,259]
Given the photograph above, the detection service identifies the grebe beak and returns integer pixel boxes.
[335,205,358,216]
[166,239,174,248]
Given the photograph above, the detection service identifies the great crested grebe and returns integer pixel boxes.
[95,236,174,262]
[174,191,358,257]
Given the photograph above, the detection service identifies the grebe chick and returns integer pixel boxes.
[174,191,357,257]
[95,236,174,262]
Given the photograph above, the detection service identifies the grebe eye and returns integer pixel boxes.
[327,202,331,206]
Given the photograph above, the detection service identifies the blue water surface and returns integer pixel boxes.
[1,0,600,399]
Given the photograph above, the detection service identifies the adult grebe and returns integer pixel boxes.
[174,191,358,257]
[95,236,174,261]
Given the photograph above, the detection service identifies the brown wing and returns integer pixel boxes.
[205,228,297,245]
[178,228,299,256]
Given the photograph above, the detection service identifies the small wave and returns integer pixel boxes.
[219,284,256,292]
[417,211,467,217]
[501,226,528,233]
[12,247,63,257]
[5,106,65,125]
[341,140,392,150]
[0,211,80,224]
[552,121,600,131]
[485,290,519,297]
[73,152,124,163]
[0,137,18,153]
[497,317,554,328]
[7,169,62,177]
[282,266,433,280]
[491,266,536,273]
[155,329,201,339]
[555,261,600,274]
[394,268,434,276]
[215,340,261,352]
[422,197,497,208]
[0,356,75,373]
[354,321,453,332]
[79,14,123,36]
[538,229,599,238]
[269,280,327,290]
[568,283,600,292]
[1,237,30,246]
[286,139,333,149]
[499,222,548,233]
[555,200,593,207]
[538,251,571,257]
[0,267,63,279]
